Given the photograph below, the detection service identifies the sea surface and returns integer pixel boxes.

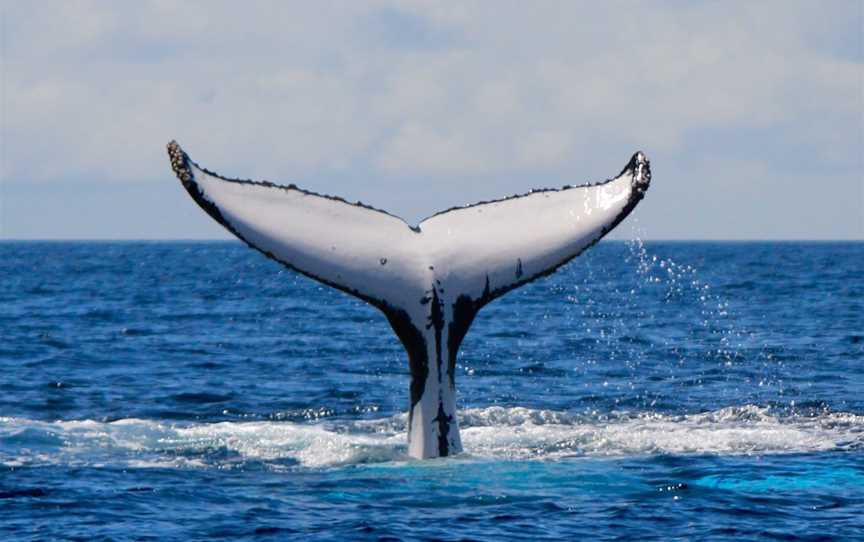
[0,240,862,541]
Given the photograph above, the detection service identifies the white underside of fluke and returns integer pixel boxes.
[167,141,651,459]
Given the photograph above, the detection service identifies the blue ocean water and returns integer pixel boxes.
[0,240,862,541]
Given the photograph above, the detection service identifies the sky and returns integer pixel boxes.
[1,1,862,240]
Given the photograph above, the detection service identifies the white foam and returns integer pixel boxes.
[1,405,861,469]
[459,405,864,460]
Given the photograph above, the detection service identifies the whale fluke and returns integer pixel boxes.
[167,141,651,459]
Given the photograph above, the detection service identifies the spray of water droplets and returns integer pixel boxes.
[547,224,797,412]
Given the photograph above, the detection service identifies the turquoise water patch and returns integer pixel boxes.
[694,464,864,493]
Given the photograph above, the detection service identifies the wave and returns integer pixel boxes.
[1,405,861,470]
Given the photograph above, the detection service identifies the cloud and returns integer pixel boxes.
[2,0,861,238]
[377,123,487,173]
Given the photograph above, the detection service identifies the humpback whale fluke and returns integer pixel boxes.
[167,141,651,459]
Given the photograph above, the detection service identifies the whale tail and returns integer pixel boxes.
[167,141,651,459]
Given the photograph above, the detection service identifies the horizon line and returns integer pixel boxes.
[1,238,861,243]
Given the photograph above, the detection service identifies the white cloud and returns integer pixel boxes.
[377,123,487,173]
[517,130,573,168]
[1,0,861,238]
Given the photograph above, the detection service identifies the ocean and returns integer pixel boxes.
[1,240,862,541]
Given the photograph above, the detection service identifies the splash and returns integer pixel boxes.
[621,231,805,405]
[2,405,861,470]
[624,231,748,362]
